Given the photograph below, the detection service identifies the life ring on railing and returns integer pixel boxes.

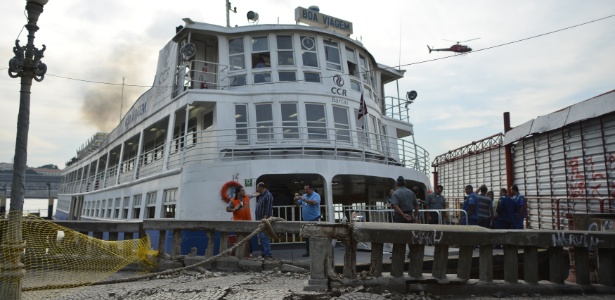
[221,181,242,203]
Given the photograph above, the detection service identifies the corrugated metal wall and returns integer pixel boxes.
[433,112,615,230]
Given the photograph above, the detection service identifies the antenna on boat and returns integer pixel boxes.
[119,77,125,123]
[226,0,237,27]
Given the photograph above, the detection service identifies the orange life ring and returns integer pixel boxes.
[220,181,242,203]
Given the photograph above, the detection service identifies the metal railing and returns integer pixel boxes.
[60,127,430,194]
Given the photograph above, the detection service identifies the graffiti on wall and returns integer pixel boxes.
[567,155,612,198]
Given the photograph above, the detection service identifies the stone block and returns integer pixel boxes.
[156,260,183,271]
[304,279,328,291]
[239,259,263,272]
[215,256,240,272]
[263,260,283,271]
[184,255,213,269]
[281,263,309,273]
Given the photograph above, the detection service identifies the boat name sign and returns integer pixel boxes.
[124,101,148,128]
[294,7,353,35]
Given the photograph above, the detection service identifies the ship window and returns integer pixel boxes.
[306,103,327,140]
[251,36,270,68]
[281,103,299,139]
[229,74,246,87]
[276,35,294,66]
[304,72,321,83]
[355,109,370,147]
[185,117,197,148]
[346,47,358,78]
[229,38,245,71]
[163,188,178,218]
[333,106,351,143]
[235,104,248,142]
[123,196,130,219]
[203,111,213,130]
[146,191,157,219]
[255,104,273,141]
[107,198,112,218]
[133,194,142,219]
[379,120,390,156]
[300,36,318,68]
[371,116,381,152]
[350,79,361,92]
[253,72,271,84]
[279,71,296,82]
[359,54,371,85]
[324,40,342,71]
[114,197,121,218]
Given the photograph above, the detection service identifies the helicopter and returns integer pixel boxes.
[427,38,480,54]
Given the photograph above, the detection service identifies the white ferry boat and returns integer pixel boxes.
[57,5,431,237]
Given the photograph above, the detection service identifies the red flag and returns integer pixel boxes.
[357,93,368,120]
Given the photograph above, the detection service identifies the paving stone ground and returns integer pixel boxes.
[23,269,615,300]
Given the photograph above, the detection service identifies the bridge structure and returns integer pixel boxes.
[0,172,61,216]
[22,213,613,298]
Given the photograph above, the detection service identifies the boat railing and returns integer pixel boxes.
[173,60,227,96]
[167,126,430,174]
[383,95,412,123]
[137,144,166,179]
[104,165,118,188]
[61,127,430,193]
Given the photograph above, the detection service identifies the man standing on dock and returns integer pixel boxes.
[425,185,446,224]
[511,184,526,229]
[390,176,418,223]
[255,182,274,259]
[295,183,321,257]
[462,185,478,225]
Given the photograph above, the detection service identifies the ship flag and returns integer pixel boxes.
[357,93,367,120]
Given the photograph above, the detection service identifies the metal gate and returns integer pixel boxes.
[433,90,615,230]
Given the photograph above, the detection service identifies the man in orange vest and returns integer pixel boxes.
[226,185,255,257]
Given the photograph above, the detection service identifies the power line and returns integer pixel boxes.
[2,13,613,89]
[395,13,615,68]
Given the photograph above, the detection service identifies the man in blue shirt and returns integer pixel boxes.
[462,185,478,225]
[493,188,515,229]
[511,184,526,229]
[255,182,274,259]
[295,183,321,257]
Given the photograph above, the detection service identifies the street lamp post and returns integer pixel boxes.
[1,0,49,299]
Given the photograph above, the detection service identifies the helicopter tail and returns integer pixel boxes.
[427,45,432,53]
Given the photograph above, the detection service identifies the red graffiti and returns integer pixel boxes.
[586,156,604,197]
[568,158,585,198]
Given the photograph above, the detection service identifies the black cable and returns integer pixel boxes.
[2,13,613,89]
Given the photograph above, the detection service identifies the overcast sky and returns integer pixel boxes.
[1,0,614,170]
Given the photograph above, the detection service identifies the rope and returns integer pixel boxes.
[23,217,285,291]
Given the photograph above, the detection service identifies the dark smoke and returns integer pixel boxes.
[81,45,149,132]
